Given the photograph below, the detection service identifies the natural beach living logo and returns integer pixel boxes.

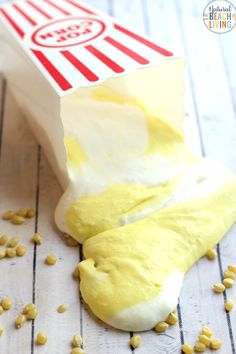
[203,0,236,33]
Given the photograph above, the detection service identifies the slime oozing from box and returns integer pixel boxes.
[55,64,236,331]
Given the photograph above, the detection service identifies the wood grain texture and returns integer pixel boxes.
[0,0,236,353]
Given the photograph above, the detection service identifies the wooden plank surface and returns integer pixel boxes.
[0,0,236,353]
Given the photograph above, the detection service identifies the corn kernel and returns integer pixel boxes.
[7,236,20,248]
[32,233,43,245]
[15,314,26,329]
[71,349,85,354]
[130,335,142,349]
[228,264,236,273]
[0,249,6,260]
[16,245,26,257]
[194,342,206,352]
[165,312,178,325]
[223,278,234,288]
[0,306,4,315]
[16,208,28,217]
[206,249,217,260]
[26,208,36,218]
[66,236,78,247]
[154,321,169,333]
[45,255,57,265]
[11,215,25,225]
[225,299,234,312]
[1,297,12,310]
[22,303,36,315]
[181,344,193,354]
[6,248,16,258]
[0,325,4,336]
[198,334,210,347]
[73,265,80,279]
[201,326,212,337]
[0,235,8,245]
[210,338,222,350]
[36,332,47,345]
[223,270,235,280]
[213,283,225,293]
[72,334,83,347]
[26,308,38,320]
[57,304,68,314]
[2,210,14,220]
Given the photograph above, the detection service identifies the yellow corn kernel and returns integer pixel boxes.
[16,208,28,217]
[45,255,57,265]
[165,312,178,325]
[194,342,206,352]
[154,321,169,333]
[0,325,4,336]
[6,248,16,258]
[36,332,47,345]
[16,245,27,257]
[0,235,8,245]
[57,304,68,314]
[206,249,217,260]
[72,334,83,347]
[26,308,38,320]
[181,344,193,354]
[66,236,78,247]
[73,265,80,279]
[198,334,210,347]
[1,297,12,310]
[201,326,212,338]
[32,233,43,245]
[130,335,142,349]
[223,270,235,280]
[225,299,234,312]
[213,283,225,293]
[2,210,14,220]
[15,314,26,329]
[22,303,36,315]
[210,338,222,350]
[11,215,25,225]
[7,236,20,248]
[223,278,234,288]
[0,249,6,260]
[71,348,85,354]
[0,306,4,315]
[26,208,36,218]
[228,264,236,273]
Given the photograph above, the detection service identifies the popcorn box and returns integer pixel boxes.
[0,0,183,188]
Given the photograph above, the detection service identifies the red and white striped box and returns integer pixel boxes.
[0,0,179,187]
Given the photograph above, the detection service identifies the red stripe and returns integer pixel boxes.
[85,45,124,74]
[12,3,37,26]
[0,8,24,38]
[61,50,99,82]
[31,50,72,91]
[104,36,149,65]
[43,0,71,15]
[65,0,95,14]
[26,0,53,20]
[114,24,173,57]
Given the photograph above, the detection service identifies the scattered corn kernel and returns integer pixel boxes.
[181,344,193,354]
[72,334,83,347]
[26,208,36,218]
[16,245,26,257]
[130,335,142,349]
[0,306,4,315]
[71,348,85,354]
[22,303,36,315]
[198,334,210,347]
[7,236,20,248]
[194,342,206,352]
[11,215,25,225]
[73,265,80,279]
[225,298,234,312]
[213,283,225,293]
[2,210,14,220]
[228,264,236,273]
[154,321,169,333]
[45,255,57,265]
[6,248,16,258]
[0,325,4,336]
[165,312,178,325]
[223,270,235,280]
[15,314,26,329]
[36,332,47,345]
[26,308,38,320]
[57,304,68,314]
[223,278,234,288]
[201,326,212,338]
[0,249,6,260]
[0,235,8,245]
[206,249,217,260]
[210,338,222,350]
[16,208,28,217]
[32,233,43,245]
[1,297,12,310]
[66,236,78,247]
